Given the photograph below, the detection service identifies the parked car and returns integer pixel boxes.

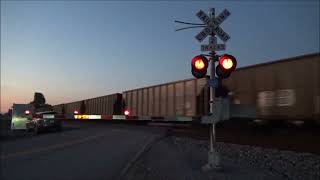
[26,111,62,134]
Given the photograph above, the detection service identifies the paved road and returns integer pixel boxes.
[0,121,167,180]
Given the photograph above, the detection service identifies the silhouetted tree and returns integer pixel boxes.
[30,92,46,108]
[29,92,54,113]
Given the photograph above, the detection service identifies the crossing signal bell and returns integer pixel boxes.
[216,54,237,79]
[191,55,208,79]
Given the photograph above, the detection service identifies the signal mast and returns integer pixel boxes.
[175,7,236,171]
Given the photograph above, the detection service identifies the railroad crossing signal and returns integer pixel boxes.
[195,9,231,43]
[191,55,209,79]
[175,7,236,172]
[189,8,236,79]
[201,37,225,52]
[191,53,237,79]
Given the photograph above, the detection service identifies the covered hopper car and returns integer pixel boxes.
[53,53,320,123]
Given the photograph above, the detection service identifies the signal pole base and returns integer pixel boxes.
[202,150,222,172]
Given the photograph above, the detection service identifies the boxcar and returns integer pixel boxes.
[53,53,319,123]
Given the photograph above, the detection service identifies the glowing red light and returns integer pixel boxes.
[194,59,205,70]
[219,54,237,71]
[221,58,233,69]
[192,56,208,70]
[25,110,30,115]
[124,110,130,116]
[74,110,79,114]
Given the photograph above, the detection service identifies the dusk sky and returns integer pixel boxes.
[1,1,319,113]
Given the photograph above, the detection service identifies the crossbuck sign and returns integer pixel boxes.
[195,8,231,52]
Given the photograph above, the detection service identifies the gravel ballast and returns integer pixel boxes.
[124,135,320,180]
[172,137,320,180]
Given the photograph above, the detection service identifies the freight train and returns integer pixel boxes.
[53,53,320,124]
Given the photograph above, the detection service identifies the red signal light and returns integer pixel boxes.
[219,54,237,71]
[221,58,233,69]
[193,59,205,70]
[124,110,130,116]
[192,55,208,70]
[191,55,208,78]
[216,54,237,79]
